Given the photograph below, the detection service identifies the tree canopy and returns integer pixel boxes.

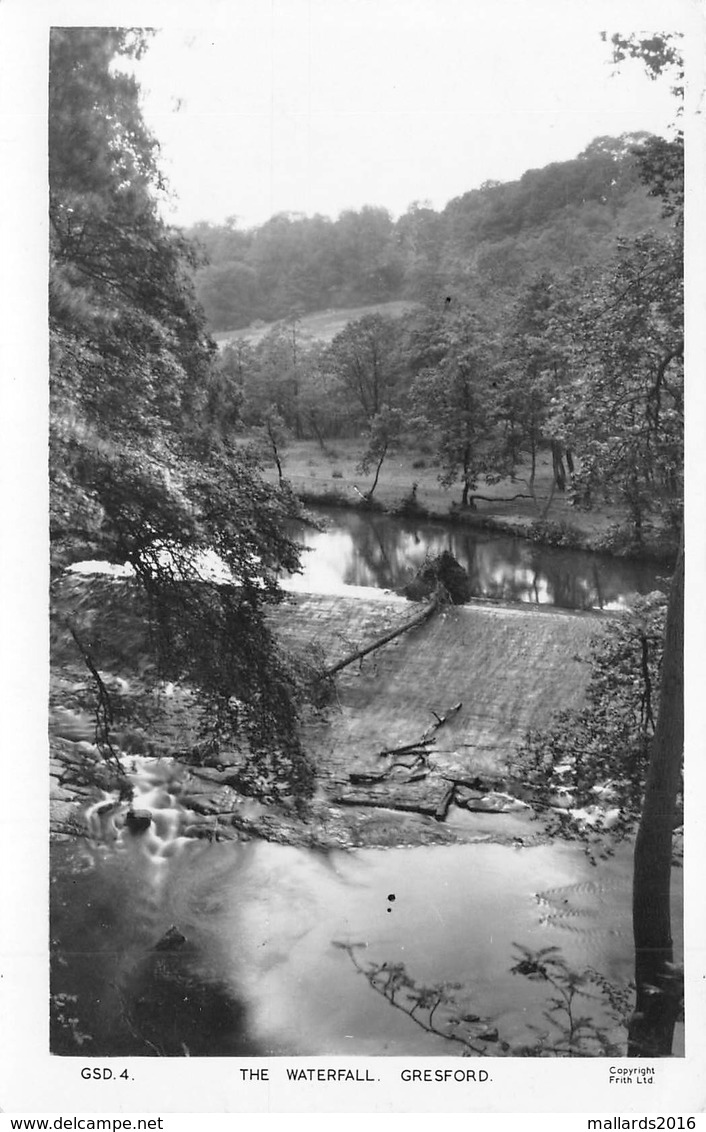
[185,135,667,332]
[50,27,315,801]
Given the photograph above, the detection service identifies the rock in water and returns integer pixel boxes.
[125,808,152,833]
[154,925,188,951]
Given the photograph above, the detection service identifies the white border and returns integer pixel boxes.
[1,0,704,1119]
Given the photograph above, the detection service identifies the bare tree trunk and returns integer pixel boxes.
[365,443,388,501]
[323,597,439,678]
[551,438,567,491]
[628,537,684,1056]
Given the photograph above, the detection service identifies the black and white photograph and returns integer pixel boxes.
[1,0,704,1119]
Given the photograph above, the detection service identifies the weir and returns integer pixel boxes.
[50,525,679,1057]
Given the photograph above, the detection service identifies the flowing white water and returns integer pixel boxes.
[83,757,196,907]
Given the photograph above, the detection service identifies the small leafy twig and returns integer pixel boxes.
[68,624,126,776]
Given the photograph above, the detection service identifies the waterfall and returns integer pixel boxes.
[84,756,191,865]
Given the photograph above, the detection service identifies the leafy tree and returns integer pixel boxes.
[604,34,684,225]
[50,28,315,801]
[514,30,685,1058]
[410,309,500,506]
[251,405,292,487]
[355,406,404,502]
[557,232,683,544]
[296,341,352,444]
[240,324,300,433]
[325,313,402,424]
[495,272,575,509]
[514,591,669,853]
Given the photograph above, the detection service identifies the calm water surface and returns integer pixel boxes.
[51,762,684,1057]
[284,508,667,610]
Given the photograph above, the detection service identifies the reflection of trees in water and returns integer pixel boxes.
[51,842,260,1057]
[338,515,448,589]
[300,509,664,609]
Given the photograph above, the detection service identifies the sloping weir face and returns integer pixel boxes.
[50,757,682,1057]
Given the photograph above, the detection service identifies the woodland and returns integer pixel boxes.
[49,27,684,1059]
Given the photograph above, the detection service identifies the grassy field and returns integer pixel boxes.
[213,300,420,347]
[269,437,628,544]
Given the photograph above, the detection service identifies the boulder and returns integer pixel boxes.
[124,808,152,833]
[154,925,187,951]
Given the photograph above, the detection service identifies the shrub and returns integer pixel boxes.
[527,519,583,549]
[403,550,472,604]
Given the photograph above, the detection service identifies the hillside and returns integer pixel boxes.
[186,134,668,333]
[213,300,420,347]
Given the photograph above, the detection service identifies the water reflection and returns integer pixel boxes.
[285,509,666,611]
[52,832,682,1057]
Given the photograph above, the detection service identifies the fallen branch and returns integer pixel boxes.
[349,771,388,785]
[323,596,439,678]
[421,700,462,741]
[435,783,456,822]
[377,738,435,759]
[68,624,126,777]
[377,702,462,760]
[464,493,534,504]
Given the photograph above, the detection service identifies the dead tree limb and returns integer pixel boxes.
[377,738,435,759]
[322,596,439,678]
[68,624,126,777]
[435,783,456,821]
[375,702,462,761]
[420,700,462,741]
[464,492,534,504]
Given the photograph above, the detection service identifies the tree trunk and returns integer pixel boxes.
[366,443,388,501]
[628,537,684,1057]
[308,411,327,452]
[266,423,284,485]
[322,597,439,678]
[551,439,567,491]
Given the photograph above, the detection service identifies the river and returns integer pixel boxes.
[51,758,683,1057]
[52,509,679,1057]
[283,507,667,610]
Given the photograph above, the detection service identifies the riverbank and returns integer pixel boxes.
[51,589,605,851]
[269,438,678,564]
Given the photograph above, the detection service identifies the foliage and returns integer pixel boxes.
[50,28,316,801]
[402,551,472,604]
[509,946,630,1056]
[249,406,292,485]
[50,992,94,1050]
[513,592,669,854]
[356,406,404,500]
[539,231,683,547]
[525,519,584,550]
[604,33,683,104]
[494,271,576,506]
[334,941,503,1055]
[187,139,665,332]
[336,941,630,1057]
[409,307,503,506]
[324,314,402,424]
[603,37,684,216]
